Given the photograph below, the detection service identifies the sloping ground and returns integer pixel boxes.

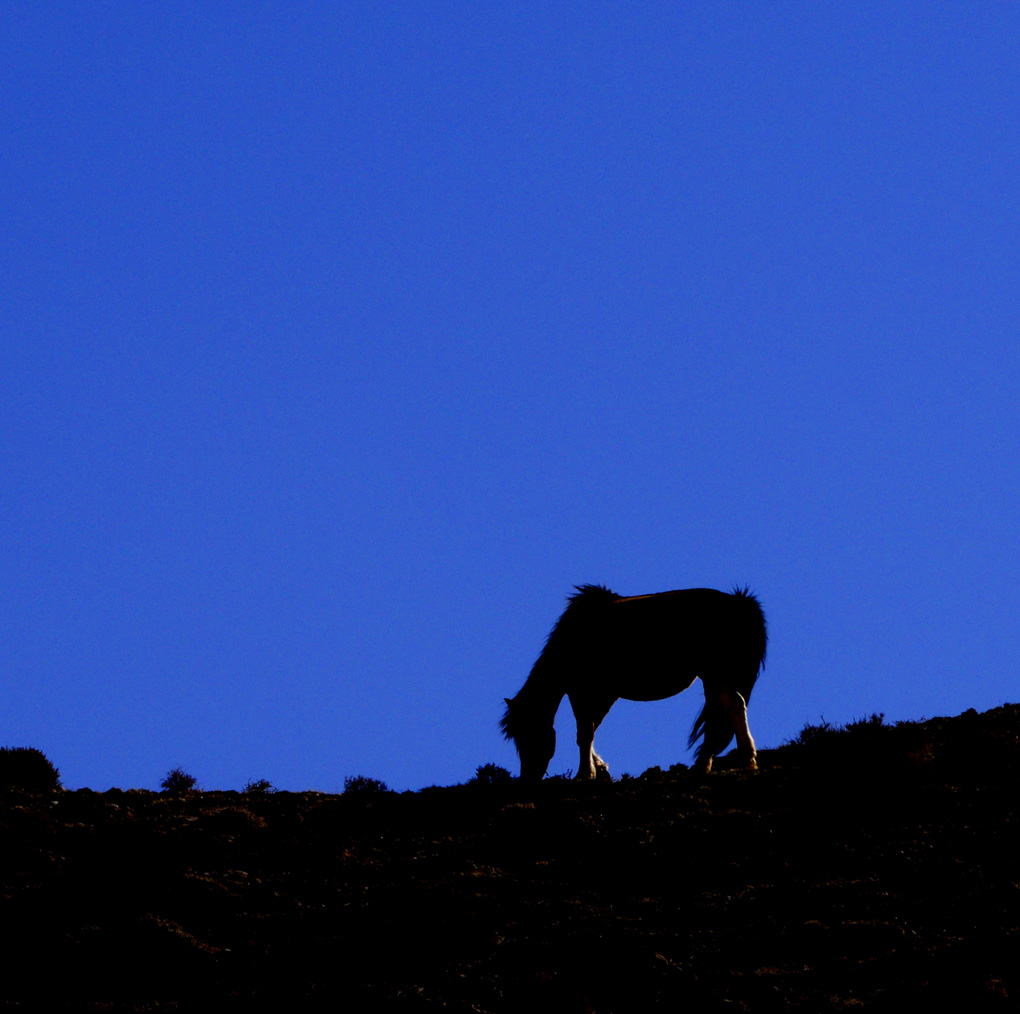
[2,704,1018,1011]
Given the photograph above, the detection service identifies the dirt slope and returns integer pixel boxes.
[2,705,1018,1011]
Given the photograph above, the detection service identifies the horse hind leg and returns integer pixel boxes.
[695,718,733,775]
[695,687,756,775]
[719,687,757,771]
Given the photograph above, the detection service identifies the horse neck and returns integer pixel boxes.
[518,660,566,721]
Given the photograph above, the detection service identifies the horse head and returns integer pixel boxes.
[502,696,556,781]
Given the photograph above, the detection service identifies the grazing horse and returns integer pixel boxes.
[500,585,767,780]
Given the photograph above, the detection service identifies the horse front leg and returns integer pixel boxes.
[571,694,615,781]
[576,718,598,780]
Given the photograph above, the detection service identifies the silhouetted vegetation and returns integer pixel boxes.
[471,762,512,785]
[789,711,886,746]
[780,711,941,776]
[342,774,389,794]
[243,778,274,794]
[789,715,836,744]
[160,766,198,793]
[0,746,61,792]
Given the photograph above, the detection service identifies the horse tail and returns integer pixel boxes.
[688,587,767,750]
[729,586,767,703]
[688,698,723,752]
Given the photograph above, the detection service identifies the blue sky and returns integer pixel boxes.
[3,3,1018,791]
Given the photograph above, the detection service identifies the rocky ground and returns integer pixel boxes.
[2,704,1018,1011]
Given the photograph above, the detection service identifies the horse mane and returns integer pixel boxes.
[500,585,620,747]
[498,704,514,742]
[530,585,621,667]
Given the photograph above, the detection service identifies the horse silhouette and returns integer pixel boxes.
[501,585,767,780]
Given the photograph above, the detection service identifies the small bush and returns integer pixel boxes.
[160,767,198,793]
[243,778,274,794]
[472,763,512,785]
[790,713,887,748]
[343,774,389,795]
[0,747,61,792]
[844,713,886,733]
[545,770,574,782]
[790,717,835,747]
[639,765,665,781]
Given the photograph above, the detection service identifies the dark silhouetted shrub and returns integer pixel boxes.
[790,717,836,747]
[784,712,935,778]
[243,778,274,794]
[161,767,198,793]
[545,770,575,781]
[0,747,61,792]
[343,775,389,795]
[790,713,890,750]
[472,763,512,785]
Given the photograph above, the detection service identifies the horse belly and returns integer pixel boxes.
[597,652,698,703]
[618,678,697,703]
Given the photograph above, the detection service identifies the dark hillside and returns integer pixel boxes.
[3,704,1018,1011]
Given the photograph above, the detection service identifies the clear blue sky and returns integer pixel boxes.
[3,3,1017,791]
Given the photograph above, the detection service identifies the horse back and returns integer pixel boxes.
[541,584,765,697]
[599,587,765,687]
